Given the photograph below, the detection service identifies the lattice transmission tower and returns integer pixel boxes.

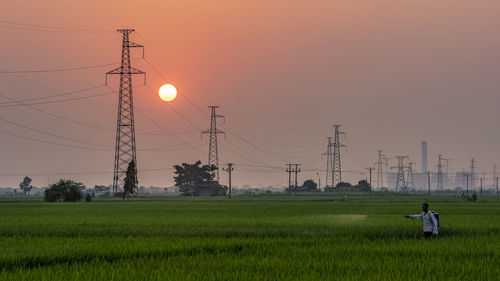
[202,106,225,181]
[332,125,345,187]
[323,137,333,188]
[407,162,415,189]
[106,29,145,195]
[376,150,385,189]
[436,154,444,190]
[392,156,408,191]
[470,158,476,190]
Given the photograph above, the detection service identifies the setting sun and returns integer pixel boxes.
[159,84,177,102]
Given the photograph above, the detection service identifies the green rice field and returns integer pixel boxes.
[0,195,499,280]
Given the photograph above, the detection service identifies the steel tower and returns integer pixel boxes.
[332,125,345,187]
[202,106,225,181]
[106,29,145,195]
[324,137,333,188]
[393,156,408,191]
[376,150,384,189]
[407,162,415,189]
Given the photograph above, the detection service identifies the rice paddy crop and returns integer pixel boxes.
[0,195,499,280]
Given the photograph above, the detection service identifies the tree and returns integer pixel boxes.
[123,160,137,199]
[301,179,318,191]
[19,176,33,195]
[44,179,83,202]
[94,185,111,193]
[173,161,215,196]
[335,182,352,189]
[357,180,371,192]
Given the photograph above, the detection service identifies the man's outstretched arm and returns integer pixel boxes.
[404,213,423,220]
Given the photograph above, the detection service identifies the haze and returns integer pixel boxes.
[1,0,500,188]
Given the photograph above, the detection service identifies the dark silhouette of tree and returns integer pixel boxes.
[123,160,137,199]
[44,179,83,202]
[357,180,371,192]
[19,176,32,195]
[335,182,352,189]
[301,179,318,191]
[173,161,215,196]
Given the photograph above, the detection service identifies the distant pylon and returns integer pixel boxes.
[106,29,145,195]
[323,137,333,188]
[493,164,497,190]
[437,154,444,190]
[332,125,346,187]
[392,156,408,191]
[376,150,384,189]
[202,106,225,181]
[407,162,415,189]
[470,158,476,190]
[442,157,452,188]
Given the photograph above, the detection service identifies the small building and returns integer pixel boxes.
[194,181,221,196]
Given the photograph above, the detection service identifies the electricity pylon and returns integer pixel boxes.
[376,150,385,189]
[202,106,225,181]
[437,154,444,190]
[470,158,476,190]
[106,29,145,195]
[407,162,415,189]
[392,156,408,191]
[323,137,333,188]
[442,157,452,189]
[332,125,345,187]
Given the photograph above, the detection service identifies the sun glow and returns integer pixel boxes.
[159,84,177,102]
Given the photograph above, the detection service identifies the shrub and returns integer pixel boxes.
[44,179,84,202]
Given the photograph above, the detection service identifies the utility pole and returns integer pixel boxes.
[376,150,384,189]
[106,29,145,196]
[407,162,415,189]
[222,163,234,199]
[286,164,296,196]
[496,176,499,196]
[323,137,333,189]
[465,173,469,196]
[470,158,476,191]
[427,171,431,195]
[332,125,346,187]
[316,172,321,191]
[492,164,497,191]
[480,177,483,196]
[392,156,408,191]
[366,167,374,195]
[437,155,444,191]
[202,106,225,181]
[294,164,301,195]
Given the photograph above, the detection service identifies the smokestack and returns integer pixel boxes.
[422,141,428,173]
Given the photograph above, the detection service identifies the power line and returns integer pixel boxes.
[0,90,113,107]
[0,19,113,33]
[0,128,110,151]
[0,117,111,148]
[0,92,113,131]
[0,62,121,74]
[0,85,105,105]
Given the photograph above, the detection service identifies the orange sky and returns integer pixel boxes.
[1,0,500,188]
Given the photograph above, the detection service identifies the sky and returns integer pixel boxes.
[1,0,500,189]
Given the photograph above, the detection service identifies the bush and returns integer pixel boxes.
[44,179,84,202]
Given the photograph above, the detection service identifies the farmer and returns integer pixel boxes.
[404,202,438,239]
